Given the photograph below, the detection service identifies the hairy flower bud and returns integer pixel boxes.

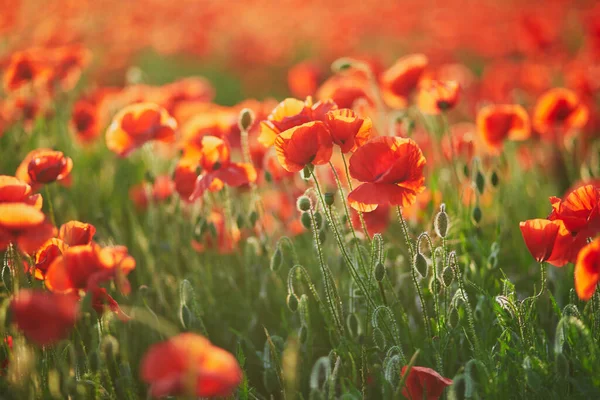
[238,108,255,132]
[414,253,429,278]
[297,196,312,212]
[374,262,386,282]
[324,192,335,206]
[434,203,449,238]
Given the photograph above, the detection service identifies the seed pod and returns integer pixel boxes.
[374,262,386,282]
[434,203,449,238]
[475,171,485,194]
[297,196,312,212]
[472,206,482,225]
[414,253,429,278]
[270,247,283,272]
[287,294,299,313]
[238,108,255,132]
[324,192,335,206]
[301,212,312,229]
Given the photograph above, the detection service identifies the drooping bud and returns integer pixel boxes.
[300,164,314,180]
[249,210,259,227]
[318,229,327,244]
[442,266,454,287]
[270,247,284,272]
[238,108,255,132]
[324,192,335,206]
[414,253,429,278]
[434,203,449,238]
[298,325,308,344]
[472,206,482,225]
[297,196,312,212]
[313,212,323,230]
[301,212,312,229]
[475,171,485,195]
[374,262,386,282]
[287,294,299,313]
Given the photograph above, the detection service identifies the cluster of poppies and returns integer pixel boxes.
[521,183,600,300]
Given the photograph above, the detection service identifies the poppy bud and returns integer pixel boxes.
[442,266,454,287]
[490,170,500,188]
[318,229,326,244]
[434,203,449,238]
[144,171,155,184]
[99,335,119,362]
[373,327,386,351]
[236,214,245,228]
[208,222,218,239]
[270,247,283,272]
[287,294,299,313]
[301,212,312,229]
[447,307,460,329]
[324,192,335,206]
[264,170,273,183]
[298,325,308,344]
[462,163,470,179]
[429,276,442,293]
[374,262,386,282]
[472,206,482,225]
[263,369,279,393]
[300,165,314,180]
[314,212,323,230]
[249,211,258,227]
[238,108,255,132]
[297,196,312,212]
[475,171,485,195]
[179,304,193,329]
[414,253,429,278]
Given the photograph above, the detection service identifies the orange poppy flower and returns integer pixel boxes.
[381,54,428,108]
[441,123,476,163]
[47,45,92,92]
[347,137,426,212]
[130,175,176,210]
[70,99,101,143]
[274,121,333,173]
[316,73,374,110]
[33,238,68,280]
[352,205,390,236]
[400,366,453,400]
[519,219,561,262]
[10,290,79,346]
[27,150,73,185]
[259,97,337,147]
[574,238,600,301]
[106,102,177,157]
[533,88,588,138]
[324,109,372,153]
[476,104,530,152]
[288,61,321,98]
[45,243,135,294]
[0,203,55,253]
[0,175,42,208]
[417,80,460,115]
[192,210,241,254]
[59,221,96,246]
[141,333,242,398]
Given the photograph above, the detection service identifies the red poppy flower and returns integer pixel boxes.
[59,221,96,246]
[106,102,177,157]
[533,88,588,138]
[259,97,337,147]
[417,80,460,115]
[27,150,73,185]
[548,184,600,234]
[33,238,68,280]
[324,109,372,153]
[0,175,42,208]
[381,54,429,108]
[400,366,453,400]
[476,104,530,152]
[3,52,47,92]
[520,219,561,263]
[274,121,333,173]
[575,238,600,301]
[70,99,101,143]
[352,205,390,236]
[45,243,135,295]
[141,333,242,398]
[441,123,476,163]
[317,73,373,109]
[0,203,55,254]
[288,61,321,99]
[347,137,426,212]
[10,290,79,346]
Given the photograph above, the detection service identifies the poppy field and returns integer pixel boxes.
[2,1,600,399]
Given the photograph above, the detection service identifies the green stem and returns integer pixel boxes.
[341,153,371,242]
[44,185,56,227]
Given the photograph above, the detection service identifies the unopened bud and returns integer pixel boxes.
[249,211,259,226]
[314,212,323,230]
[238,108,255,132]
[374,262,386,282]
[298,325,308,344]
[287,294,299,312]
[324,192,335,206]
[472,206,482,225]
[434,203,449,238]
[297,196,312,212]
[301,212,312,229]
[331,57,355,73]
[301,164,314,180]
[414,253,429,278]
[270,247,283,272]
[475,171,485,194]
[442,266,454,287]
[490,170,500,188]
